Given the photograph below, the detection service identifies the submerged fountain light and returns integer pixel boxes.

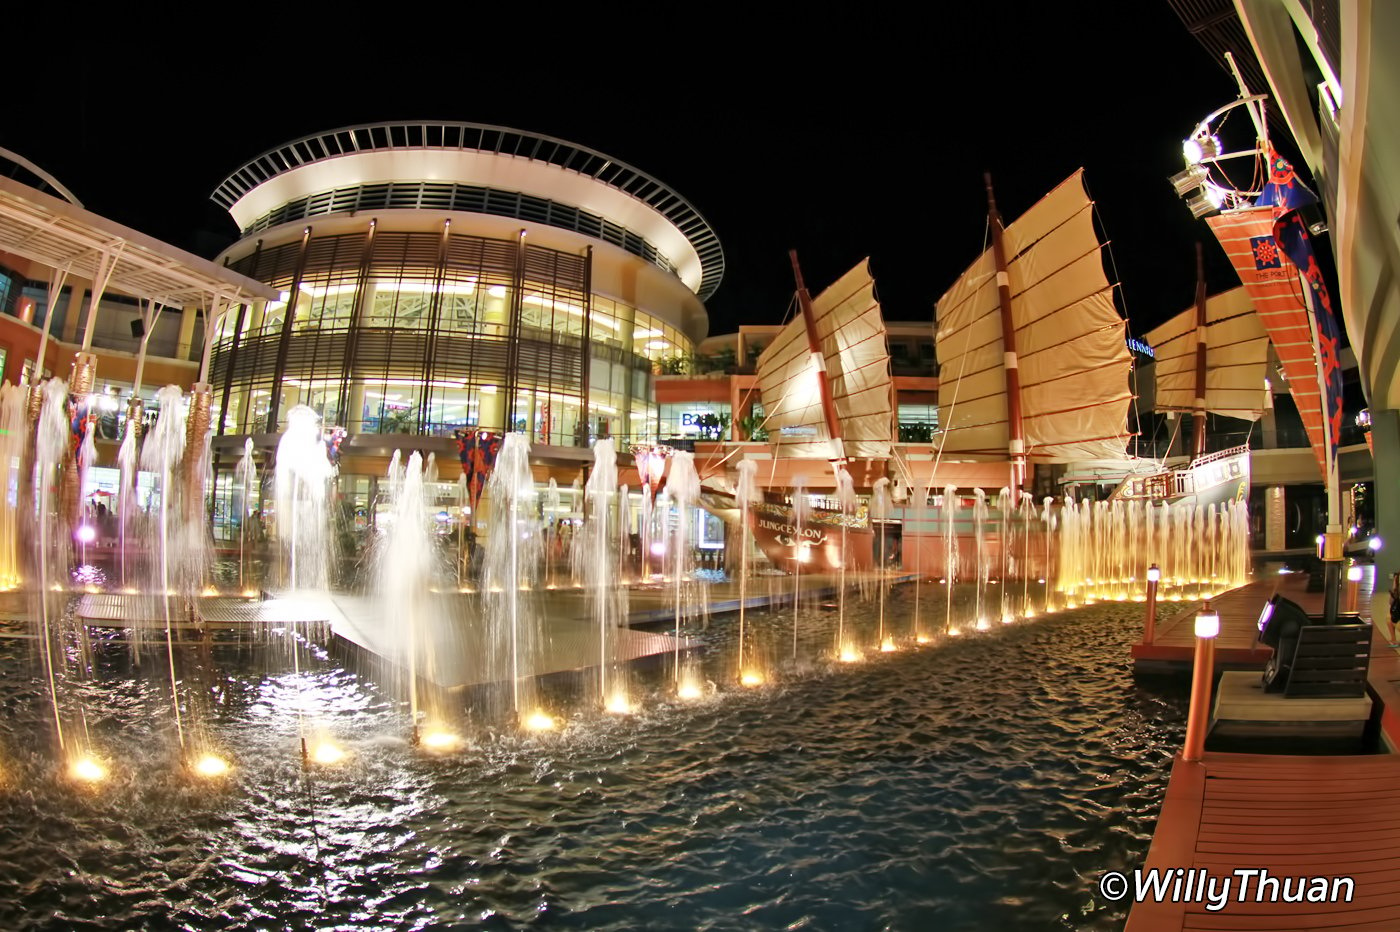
[975,618,990,631]
[522,710,557,732]
[739,670,766,687]
[879,637,898,653]
[191,753,231,778]
[309,740,346,766]
[419,727,463,752]
[838,644,863,663]
[605,692,636,715]
[916,633,932,645]
[69,755,108,784]
[948,627,963,637]
[676,680,704,701]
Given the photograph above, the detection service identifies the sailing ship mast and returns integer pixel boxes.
[1191,244,1209,460]
[789,249,846,469]
[934,170,1132,471]
[985,175,1027,491]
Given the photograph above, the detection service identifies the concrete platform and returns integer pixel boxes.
[1211,669,1373,741]
[320,591,692,691]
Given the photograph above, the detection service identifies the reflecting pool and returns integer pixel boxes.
[0,587,1184,930]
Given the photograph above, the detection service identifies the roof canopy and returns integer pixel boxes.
[0,174,277,308]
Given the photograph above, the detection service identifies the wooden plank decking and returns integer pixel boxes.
[1128,567,1400,930]
[1125,752,1400,931]
[1132,567,1378,673]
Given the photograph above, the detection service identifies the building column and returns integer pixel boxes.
[479,387,504,433]
[1372,408,1400,588]
[177,305,199,360]
[1264,486,1286,552]
[60,278,88,343]
[347,381,366,433]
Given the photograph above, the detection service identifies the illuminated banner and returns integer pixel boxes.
[1206,208,1328,477]
[454,429,500,514]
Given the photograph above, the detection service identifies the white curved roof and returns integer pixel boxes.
[213,122,724,301]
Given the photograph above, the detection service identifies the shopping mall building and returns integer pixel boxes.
[0,124,731,542]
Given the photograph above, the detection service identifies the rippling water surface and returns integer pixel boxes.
[0,585,1186,931]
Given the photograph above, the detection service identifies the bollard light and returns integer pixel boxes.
[1195,604,1220,639]
[1183,599,1220,762]
[1143,563,1162,645]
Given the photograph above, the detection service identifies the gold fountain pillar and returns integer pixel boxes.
[182,382,212,523]
[63,353,98,531]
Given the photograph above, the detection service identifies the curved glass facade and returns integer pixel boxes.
[210,226,690,446]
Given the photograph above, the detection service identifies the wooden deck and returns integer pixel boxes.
[1132,567,1378,673]
[1125,752,1400,931]
[1128,568,1400,930]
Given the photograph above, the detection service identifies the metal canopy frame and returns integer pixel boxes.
[0,173,276,315]
[0,174,279,382]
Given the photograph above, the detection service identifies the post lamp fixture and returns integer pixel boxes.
[1143,564,1161,644]
[1183,599,1219,762]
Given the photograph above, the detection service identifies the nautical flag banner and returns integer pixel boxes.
[1274,209,1344,466]
[454,429,500,514]
[1255,146,1320,212]
[1206,207,1328,477]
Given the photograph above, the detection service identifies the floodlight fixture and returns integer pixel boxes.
[1169,164,1209,197]
[1185,189,1219,219]
[1183,133,1223,165]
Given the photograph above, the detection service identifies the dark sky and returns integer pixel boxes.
[6,5,1252,341]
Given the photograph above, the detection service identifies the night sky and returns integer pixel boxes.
[7,5,1261,341]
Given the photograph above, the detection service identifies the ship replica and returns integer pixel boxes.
[933,170,1135,493]
[746,253,895,572]
[1120,259,1269,509]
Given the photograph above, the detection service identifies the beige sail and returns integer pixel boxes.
[934,170,1133,462]
[1144,286,1270,421]
[755,259,893,459]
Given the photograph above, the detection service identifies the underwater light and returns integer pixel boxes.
[192,753,231,778]
[419,728,462,752]
[975,618,990,631]
[838,645,863,663]
[69,755,108,783]
[948,627,963,637]
[676,682,704,701]
[604,693,635,714]
[522,710,556,732]
[739,670,766,687]
[915,634,932,645]
[879,638,898,652]
[309,740,346,765]
[1001,613,1015,625]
